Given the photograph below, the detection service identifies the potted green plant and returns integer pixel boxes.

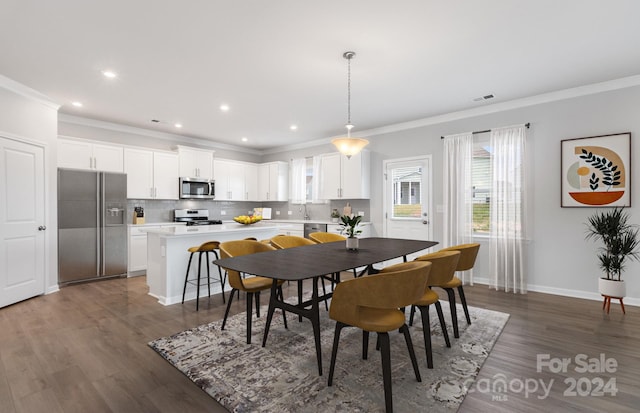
[340,214,362,250]
[331,209,340,223]
[585,207,640,299]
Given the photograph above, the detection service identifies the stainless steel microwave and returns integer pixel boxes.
[179,177,215,199]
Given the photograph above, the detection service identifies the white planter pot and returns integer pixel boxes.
[598,278,626,298]
[345,237,359,251]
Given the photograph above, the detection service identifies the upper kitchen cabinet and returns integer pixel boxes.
[177,146,213,179]
[258,161,288,202]
[124,148,179,199]
[319,150,370,199]
[58,137,124,172]
[213,158,258,201]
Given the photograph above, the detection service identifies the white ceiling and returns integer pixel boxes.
[2,0,640,150]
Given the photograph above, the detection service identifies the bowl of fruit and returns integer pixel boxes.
[233,215,262,225]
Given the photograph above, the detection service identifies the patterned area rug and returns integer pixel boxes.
[149,299,509,412]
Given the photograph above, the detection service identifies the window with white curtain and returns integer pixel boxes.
[472,133,491,234]
[290,156,326,204]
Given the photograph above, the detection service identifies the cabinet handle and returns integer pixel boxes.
[93,157,97,169]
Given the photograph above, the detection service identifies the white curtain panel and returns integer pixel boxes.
[311,155,327,204]
[290,158,307,204]
[442,132,475,284]
[489,125,527,293]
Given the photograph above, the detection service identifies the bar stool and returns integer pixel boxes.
[181,241,226,311]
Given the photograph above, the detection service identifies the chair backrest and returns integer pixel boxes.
[414,250,460,286]
[308,232,345,244]
[196,240,220,252]
[329,261,431,326]
[219,240,276,289]
[270,235,315,249]
[439,243,480,271]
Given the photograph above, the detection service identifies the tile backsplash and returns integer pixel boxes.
[127,199,370,223]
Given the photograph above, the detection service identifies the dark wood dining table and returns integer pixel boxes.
[213,237,438,376]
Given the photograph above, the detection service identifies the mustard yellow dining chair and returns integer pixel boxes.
[308,231,346,243]
[270,235,331,315]
[308,231,358,280]
[328,261,432,413]
[219,240,288,344]
[411,250,460,368]
[434,243,480,338]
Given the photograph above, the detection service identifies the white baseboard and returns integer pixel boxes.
[470,277,639,307]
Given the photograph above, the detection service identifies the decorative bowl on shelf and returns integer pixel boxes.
[233,215,262,225]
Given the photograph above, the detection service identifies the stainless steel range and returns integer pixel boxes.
[174,209,222,226]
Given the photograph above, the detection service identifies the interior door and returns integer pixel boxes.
[384,156,433,262]
[0,136,46,308]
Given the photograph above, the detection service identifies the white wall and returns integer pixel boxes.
[266,85,640,305]
[0,75,60,294]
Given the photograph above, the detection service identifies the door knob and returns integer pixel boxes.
[422,221,429,225]
[38,225,47,231]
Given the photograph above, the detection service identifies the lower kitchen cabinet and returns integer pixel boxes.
[128,224,183,275]
[277,223,304,237]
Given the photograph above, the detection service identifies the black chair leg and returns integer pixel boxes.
[221,288,237,330]
[409,305,416,326]
[458,286,471,325]
[418,305,433,369]
[196,252,203,311]
[328,322,346,386]
[400,324,421,382]
[297,280,304,322]
[362,330,370,360]
[246,292,253,344]
[212,250,225,304]
[181,252,194,304]
[378,332,393,413]
[434,301,451,348]
[321,277,329,311]
[205,251,211,298]
[445,288,459,338]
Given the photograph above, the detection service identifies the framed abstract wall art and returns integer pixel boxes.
[561,132,631,207]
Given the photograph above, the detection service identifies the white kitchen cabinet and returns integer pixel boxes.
[277,223,304,237]
[244,163,259,201]
[124,148,179,199]
[319,151,370,199]
[258,161,288,201]
[178,146,214,179]
[214,159,259,201]
[58,137,124,172]
[128,224,183,275]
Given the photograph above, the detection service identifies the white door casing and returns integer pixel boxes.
[383,156,433,264]
[0,136,46,308]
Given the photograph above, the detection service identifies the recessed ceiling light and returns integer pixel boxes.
[102,70,117,79]
[71,101,83,107]
[174,123,183,128]
[241,137,248,142]
[220,104,230,112]
[290,125,298,131]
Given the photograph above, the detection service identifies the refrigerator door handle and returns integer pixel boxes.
[100,172,106,276]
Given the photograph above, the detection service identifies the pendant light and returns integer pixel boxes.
[331,51,369,159]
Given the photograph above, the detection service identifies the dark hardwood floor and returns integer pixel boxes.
[0,276,638,412]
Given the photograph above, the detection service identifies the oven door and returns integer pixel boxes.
[179,178,215,199]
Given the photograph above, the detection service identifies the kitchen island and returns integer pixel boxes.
[143,222,292,305]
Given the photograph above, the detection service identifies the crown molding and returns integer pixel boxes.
[264,74,640,154]
[0,74,60,110]
[58,114,262,155]
[59,74,640,157]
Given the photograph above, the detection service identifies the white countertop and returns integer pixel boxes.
[141,222,295,237]
[265,219,371,225]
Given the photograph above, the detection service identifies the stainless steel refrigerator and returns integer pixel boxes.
[58,169,127,284]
